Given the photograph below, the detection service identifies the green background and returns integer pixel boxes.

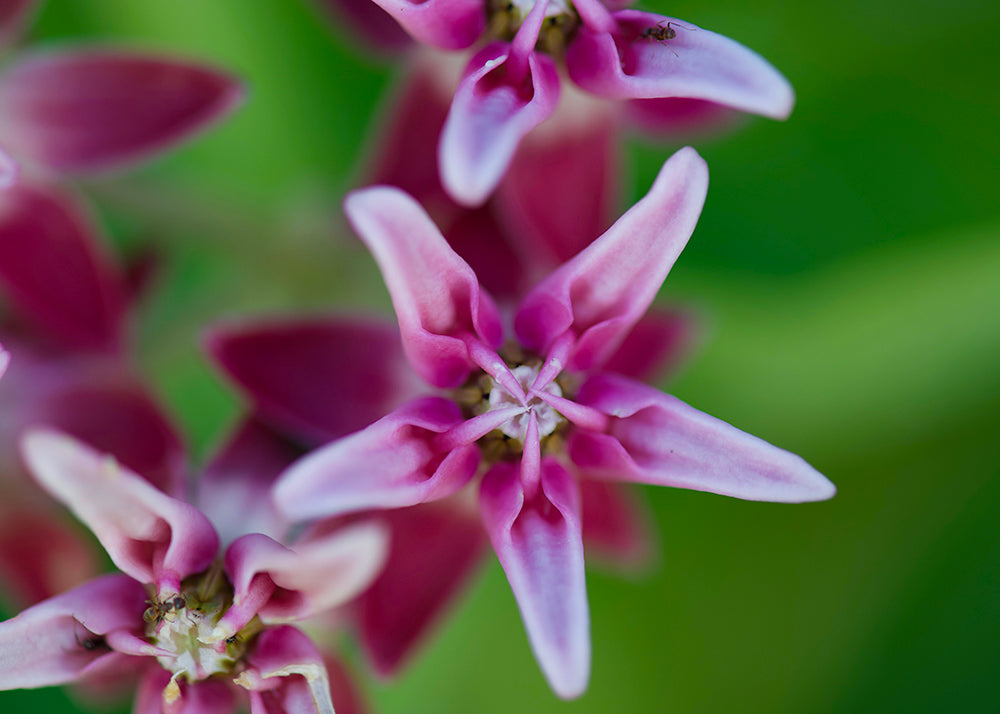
[2,0,998,712]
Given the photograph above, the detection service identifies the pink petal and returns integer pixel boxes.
[495,109,619,271]
[0,146,18,187]
[323,653,370,714]
[239,625,335,714]
[274,398,479,521]
[204,316,421,444]
[440,43,561,207]
[0,574,146,689]
[569,372,836,502]
[134,668,237,714]
[0,0,39,49]
[313,0,412,53]
[21,430,219,592]
[214,522,388,640]
[0,49,243,173]
[365,0,483,50]
[567,12,794,120]
[0,183,127,352]
[357,500,488,675]
[344,186,503,388]
[579,479,655,570]
[602,307,699,383]
[197,419,299,545]
[479,459,590,699]
[515,146,708,371]
[625,97,742,138]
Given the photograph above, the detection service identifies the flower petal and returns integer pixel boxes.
[314,0,412,53]
[0,574,146,689]
[440,43,560,207]
[0,182,127,352]
[579,479,655,570]
[0,0,39,50]
[239,625,335,714]
[625,97,742,138]
[204,316,421,444]
[344,186,503,388]
[569,372,836,502]
[274,398,479,521]
[479,459,590,699]
[135,668,237,714]
[515,146,708,370]
[567,12,794,120]
[602,307,699,383]
[0,49,243,173]
[21,429,219,592]
[323,653,370,714]
[365,0,484,50]
[356,500,488,675]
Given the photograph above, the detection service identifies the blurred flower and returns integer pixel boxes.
[331,0,792,205]
[270,147,835,698]
[0,0,243,187]
[0,429,387,714]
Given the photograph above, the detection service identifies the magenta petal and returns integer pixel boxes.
[344,186,503,388]
[579,479,655,570]
[21,430,219,591]
[0,146,18,187]
[240,625,335,714]
[314,0,412,53]
[0,0,38,49]
[0,49,243,173]
[0,574,146,689]
[567,12,794,120]
[602,307,699,383]
[440,44,561,207]
[323,653,370,714]
[515,147,708,370]
[274,398,479,521]
[0,183,127,352]
[135,669,237,714]
[570,373,836,502]
[625,97,742,138]
[205,316,421,444]
[357,501,488,675]
[366,0,483,50]
[479,459,590,699]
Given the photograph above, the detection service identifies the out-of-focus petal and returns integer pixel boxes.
[344,186,502,388]
[239,625,335,714]
[323,653,369,714]
[21,430,219,592]
[479,459,589,699]
[204,316,422,444]
[0,503,98,607]
[0,0,37,49]
[313,0,412,53]
[625,97,742,138]
[515,147,707,371]
[567,12,794,120]
[134,668,237,714]
[579,479,655,570]
[198,419,298,545]
[356,500,487,675]
[440,43,561,207]
[0,146,17,187]
[274,398,479,521]
[602,307,699,383]
[569,372,836,502]
[0,182,127,352]
[0,49,243,173]
[0,574,146,689]
[365,0,483,50]
[214,522,388,640]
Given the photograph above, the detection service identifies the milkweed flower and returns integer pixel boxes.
[0,429,388,714]
[272,146,835,698]
[338,0,793,205]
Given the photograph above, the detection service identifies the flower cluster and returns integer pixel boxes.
[0,1,834,713]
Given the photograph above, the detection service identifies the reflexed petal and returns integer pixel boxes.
[567,12,794,120]
[602,307,699,383]
[0,182,127,352]
[366,0,483,50]
[344,187,503,388]
[479,459,590,699]
[569,372,836,502]
[440,43,561,207]
[0,0,39,49]
[313,0,411,52]
[204,316,421,444]
[215,522,388,639]
[274,398,479,520]
[356,500,487,675]
[0,574,146,689]
[0,49,243,173]
[239,625,335,714]
[21,430,219,591]
[579,479,655,570]
[515,147,708,370]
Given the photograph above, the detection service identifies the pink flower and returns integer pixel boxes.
[271,147,835,698]
[0,1,243,187]
[0,429,388,714]
[340,0,793,205]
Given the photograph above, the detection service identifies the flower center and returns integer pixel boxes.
[487,364,565,441]
[486,0,580,56]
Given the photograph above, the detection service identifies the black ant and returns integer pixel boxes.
[635,21,693,57]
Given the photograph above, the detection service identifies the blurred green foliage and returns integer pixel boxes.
[2,0,998,712]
